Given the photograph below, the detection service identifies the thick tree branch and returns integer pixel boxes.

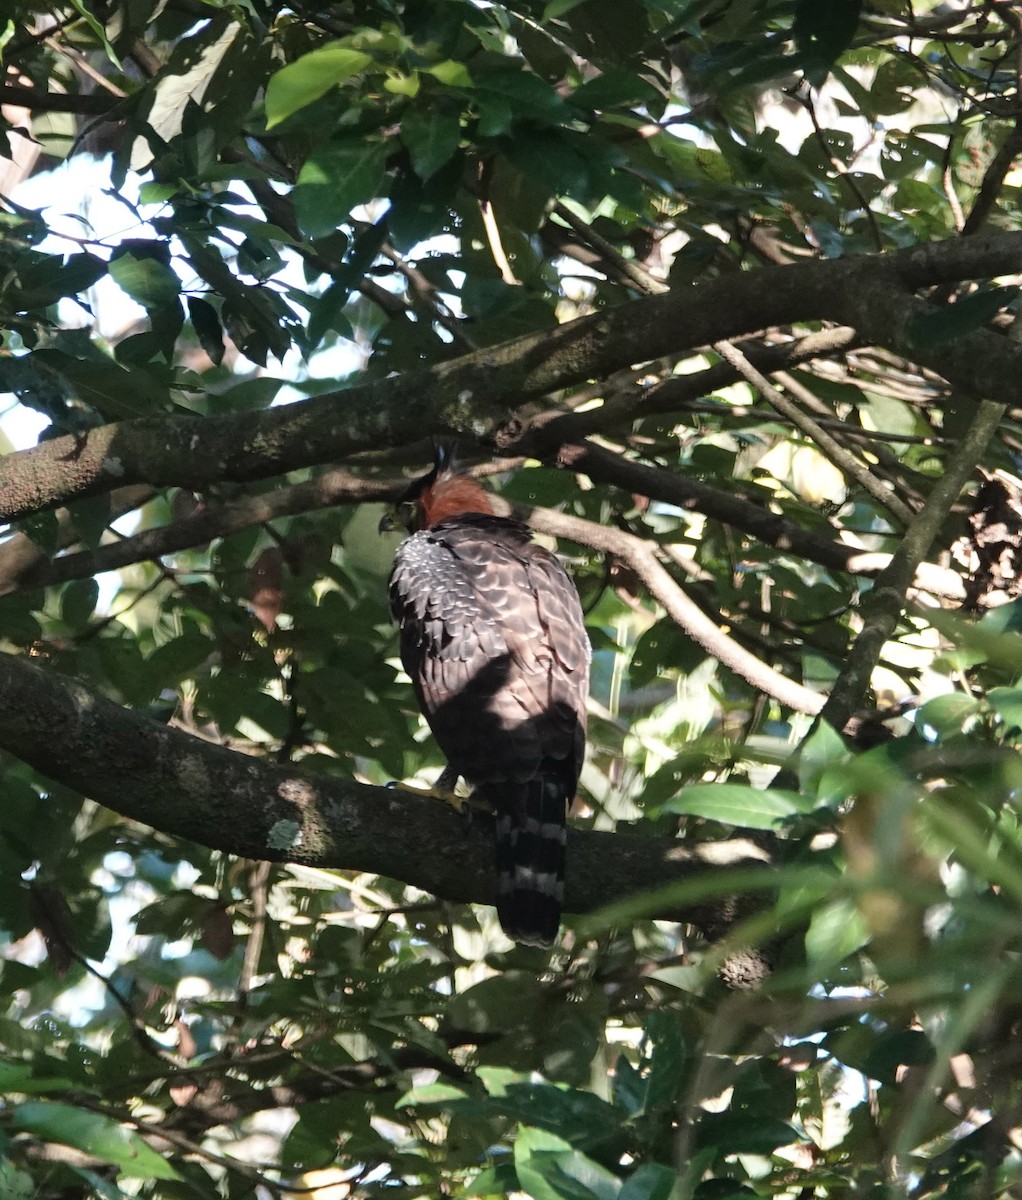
[0,653,765,938]
[0,485,155,595]
[2,230,1021,524]
[519,327,865,446]
[0,84,118,115]
[0,470,395,595]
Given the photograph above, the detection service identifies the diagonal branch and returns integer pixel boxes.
[819,397,1007,731]
[3,230,1022,525]
[517,505,825,715]
[712,338,917,525]
[520,326,865,446]
[549,441,862,573]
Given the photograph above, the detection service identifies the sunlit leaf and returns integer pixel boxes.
[656,783,815,828]
[12,1103,181,1180]
[265,43,372,128]
[108,247,180,310]
[917,693,981,738]
[514,1126,621,1200]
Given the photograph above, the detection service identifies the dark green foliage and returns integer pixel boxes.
[2,1,1022,1197]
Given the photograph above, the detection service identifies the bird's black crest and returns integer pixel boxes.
[432,437,459,474]
[398,438,460,505]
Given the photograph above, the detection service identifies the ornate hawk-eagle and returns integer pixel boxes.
[384,448,589,946]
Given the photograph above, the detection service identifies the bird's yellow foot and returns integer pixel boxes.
[386,780,475,813]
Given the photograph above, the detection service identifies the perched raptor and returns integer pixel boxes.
[384,449,590,946]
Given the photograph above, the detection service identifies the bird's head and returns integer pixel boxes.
[380,443,494,534]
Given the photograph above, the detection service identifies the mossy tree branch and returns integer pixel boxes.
[0,652,765,939]
[1,230,1020,525]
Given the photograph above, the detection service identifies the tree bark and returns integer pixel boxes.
[1,229,1020,524]
[0,652,765,939]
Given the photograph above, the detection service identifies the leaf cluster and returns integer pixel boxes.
[2,1,1022,1197]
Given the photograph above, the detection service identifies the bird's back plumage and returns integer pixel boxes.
[389,512,589,945]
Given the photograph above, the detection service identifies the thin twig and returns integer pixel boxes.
[551,202,668,295]
[378,239,477,348]
[28,881,176,1063]
[480,195,520,285]
[944,164,966,233]
[713,339,916,526]
[233,861,271,1028]
[44,35,127,97]
[799,85,884,253]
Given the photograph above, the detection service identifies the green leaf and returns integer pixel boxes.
[794,0,862,84]
[906,287,1016,349]
[425,60,474,87]
[293,140,389,239]
[618,1163,678,1200]
[0,1161,33,1200]
[514,1126,621,1200]
[697,1113,801,1155]
[445,973,544,1034]
[12,1102,181,1180]
[401,106,462,180]
[917,693,981,738]
[138,182,179,204]
[11,252,106,309]
[384,70,420,96]
[572,69,657,110]
[543,0,590,19]
[186,296,226,365]
[264,44,372,128]
[108,249,180,310]
[643,1010,687,1111]
[988,686,1022,733]
[927,605,1022,674]
[37,353,169,418]
[136,17,248,163]
[60,579,100,629]
[862,1029,935,1085]
[472,1080,624,1149]
[54,252,107,300]
[798,720,848,797]
[65,0,120,66]
[805,896,868,965]
[656,783,814,829]
[0,1061,75,1095]
[480,70,571,124]
[397,1081,469,1107]
[459,1163,521,1198]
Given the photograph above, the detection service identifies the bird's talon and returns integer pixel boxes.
[388,780,469,813]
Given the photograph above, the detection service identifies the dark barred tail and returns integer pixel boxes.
[493,775,567,947]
